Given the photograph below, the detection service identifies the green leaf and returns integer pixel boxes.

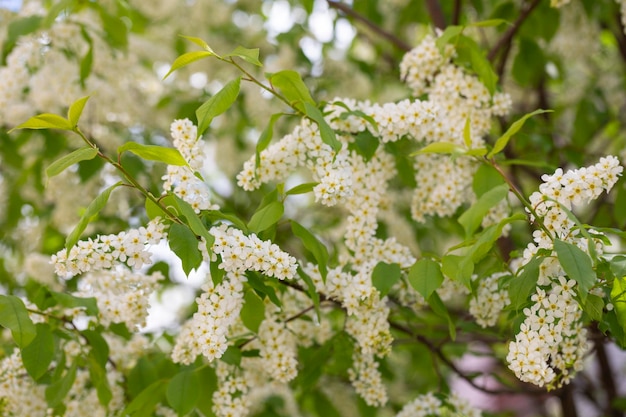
[163,50,214,80]
[224,46,262,66]
[286,182,318,196]
[256,113,283,168]
[508,257,540,310]
[410,141,463,156]
[168,223,203,276]
[21,323,54,380]
[167,370,200,416]
[98,9,127,49]
[179,35,215,53]
[472,164,505,197]
[554,239,596,300]
[10,114,73,132]
[512,37,546,87]
[246,271,282,307]
[79,45,93,87]
[123,379,167,416]
[469,44,497,95]
[83,329,110,368]
[172,195,214,254]
[268,70,315,112]
[469,18,508,27]
[205,209,249,233]
[50,292,98,316]
[65,182,122,250]
[145,194,178,221]
[248,201,284,233]
[487,109,552,158]
[371,262,401,297]
[118,142,187,166]
[458,183,509,238]
[46,360,77,407]
[303,102,342,153]
[7,15,43,47]
[583,293,604,322]
[610,255,626,278]
[428,292,456,340]
[291,221,329,281]
[611,276,626,338]
[296,340,333,392]
[46,146,99,180]
[435,25,463,52]
[220,345,242,366]
[298,267,321,321]
[463,117,472,148]
[67,95,90,127]
[441,254,473,288]
[0,295,37,348]
[408,258,444,299]
[241,289,265,333]
[196,77,241,137]
[354,130,379,161]
[128,358,158,398]
[88,354,112,406]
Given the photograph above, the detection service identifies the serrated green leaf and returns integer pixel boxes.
[268,70,315,112]
[65,182,122,250]
[224,46,262,66]
[410,141,463,156]
[286,182,318,195]
[68,96,90,127]
[21,323,54,380]
[46,146,98,180]
[46,360,77,407]
[291,221,329,281]
[488,109,552,158]
[0,295,37,348]
[123,379,167,416]
[241,289,265,333]
[508,257,540,310]
[554,239,596,299]
[196,77,241,137]
[459,183,509,238]
[163,50,214,80]
[303,102,342,153]
[118,142,187,166]
[50,292,98,316]
[408,258,444,299]
[168,223,202,276]
[371,262,401,297]
[167,371,200,416]
[248,200,284,233]
[10,113,73,132]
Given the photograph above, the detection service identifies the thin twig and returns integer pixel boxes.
[487,0,542,62]
[424,0,447,30]
[326,0,412,52]
[452,0,462,26]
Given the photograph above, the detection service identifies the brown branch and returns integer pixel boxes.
[326,0,412,52]
[592,326,623,417]
[425,0,447,30]
[487,0,542,62]
[452,0,462,26]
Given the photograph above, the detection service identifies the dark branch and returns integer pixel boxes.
[327,0,412,52]
[452,0,462,26]
[487,0,542,62]
[425,0,447,30]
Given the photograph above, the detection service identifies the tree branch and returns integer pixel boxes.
[326,0,412,52]
[424,0,447,30]
[487,0,542,62]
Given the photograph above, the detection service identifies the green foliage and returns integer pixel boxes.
[0,295,37,348]
[196,77,242,137]
[408,258,444,299]
[554,239,597,300]
[371,262,401,297]
[118,143,187,166]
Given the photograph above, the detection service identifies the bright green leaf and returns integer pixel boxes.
[79,45,93,87]
[10,113,72,132]
[46,146,98,180]
[488,109,552,158]
[67,96,90,127]
[584,293,604,322]
[256,113,283,169]
[224,46,262,66]
[303,102,342,153]
[472,164,505,197]
[241,289,265,333]
[50,292,98,316]
[268,70,315,112]
[168,223,203,276]
[441,254,473,288]
[554,239,596,299]
[371,262,401,297]
[88,355,112,406]
[508,257,540,310]
[286,182,318,195]
[65,182,122,250]
[220,345,242,366]
[83,329,110,368]
[291,221,329,281]
[0,294,37,348]
[172,195,214,254]
[428,292,456,340]
[179,35,215,53]
[408,258,444,299]
[463,117,472,148]
[458,183,509,238]
[247,200,284,233]
[118,142,187,166]
[196,78,241,137]
[123,379,167,416]
[611,276,626,337]
[163,50,214,80]
[167,371,200,416]
[435,25,463,52]
[21,323,54,380]
[46,360,77,407]
[411,142,463,156]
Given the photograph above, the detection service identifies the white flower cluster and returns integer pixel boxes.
[76,268,163,329]
[237,119,354,206]
[51,218,166,278]
[470,272,511,327]
[212,362,250,417]
[507,156,623,387]
[171,273,246,364]
[211,224,298,280]
[396,392,482,417]
[507,277,587,388]
[348,350,388,407]
[258,318,298,383]
[163,119,219,213]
